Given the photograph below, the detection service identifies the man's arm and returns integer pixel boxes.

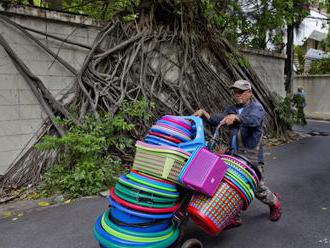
[208,113,226,126]
[194,107,236,127]
[238,104,265,128]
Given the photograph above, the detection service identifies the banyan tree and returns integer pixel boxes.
[0,0,289,197]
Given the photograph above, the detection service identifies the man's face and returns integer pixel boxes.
[232,88,252,105]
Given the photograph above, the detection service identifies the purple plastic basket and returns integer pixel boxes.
[180,147,228,197]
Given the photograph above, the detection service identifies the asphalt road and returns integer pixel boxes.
[1,120,330,248]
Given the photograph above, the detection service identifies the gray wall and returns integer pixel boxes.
[294,74,330,120]
[241,48,286,97]
[0,6,101,174]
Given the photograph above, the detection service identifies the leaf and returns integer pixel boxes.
[38,201,50,207]
[2,211,12,218]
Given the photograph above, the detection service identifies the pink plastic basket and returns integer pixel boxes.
[179,147,228,197]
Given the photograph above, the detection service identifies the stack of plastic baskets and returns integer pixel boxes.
[144,115,206,153]
[221,154,261,210]
[94,115,207,247]
[94,170,182,247]
[186,154,262,235]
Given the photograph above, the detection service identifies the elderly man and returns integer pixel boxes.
[194,79,282,226]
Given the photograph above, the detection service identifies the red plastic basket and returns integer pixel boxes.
[187,181,244,235]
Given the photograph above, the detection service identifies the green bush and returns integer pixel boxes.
[36,99,153,198]
[309,58,330,74]
[274,94,297,130]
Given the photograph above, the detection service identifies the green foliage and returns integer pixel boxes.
[10,0,140,20]
[61,0,140,20]
[274,91,308,128]
[40,156,123,198]
[36,99,153,197]
[309,58,330,74]
[274,94,298,130]
[225,52,250,68]
[294,45,305,74]
[200,0,310,48]
[237,57,250,68]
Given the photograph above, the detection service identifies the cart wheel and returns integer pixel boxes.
[181,238,203,248]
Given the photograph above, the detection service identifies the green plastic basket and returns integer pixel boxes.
[133,149,187,183]
[115,183,177,203]
[114,189,176,208]
[101,212,175,243]
[126,173,177,192]
[118,177,179,199]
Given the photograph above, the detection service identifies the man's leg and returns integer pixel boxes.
[255,165,282,221]
[236,150,282,222]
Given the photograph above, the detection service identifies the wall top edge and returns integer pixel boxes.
[240,47,287,59]
[0,5,105,28]
[295,74,330,78]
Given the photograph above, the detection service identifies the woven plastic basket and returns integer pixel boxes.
[187,181,244,235]
[132,141,189,183]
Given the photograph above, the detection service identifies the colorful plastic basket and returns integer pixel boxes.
[132,141,189,183]
[161,115,192,130]
[187,181,244,235]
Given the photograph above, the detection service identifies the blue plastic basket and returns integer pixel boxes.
[176,116,206,153]
[144,135,179,147]
[109,197,173,232]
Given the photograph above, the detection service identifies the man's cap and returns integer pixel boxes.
[229,80,252,91]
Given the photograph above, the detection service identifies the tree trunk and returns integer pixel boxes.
[285,22,294,95]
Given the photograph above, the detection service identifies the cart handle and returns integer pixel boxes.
[207,124,223,151]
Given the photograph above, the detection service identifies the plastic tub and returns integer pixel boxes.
[94,214,180,248]
[110,188,180,214]
[115,183,177,203]
[109,196,172,232]
[118,176,179,198]
[102,210,175,242]
[114,189,176,208]
[127,171,178,192]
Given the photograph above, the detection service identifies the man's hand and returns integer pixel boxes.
[193,109,210,119]
[221,114,240,126]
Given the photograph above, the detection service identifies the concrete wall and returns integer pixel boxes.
[0,6,101,174]
[294,74,330,120]
[241,48,286,97]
